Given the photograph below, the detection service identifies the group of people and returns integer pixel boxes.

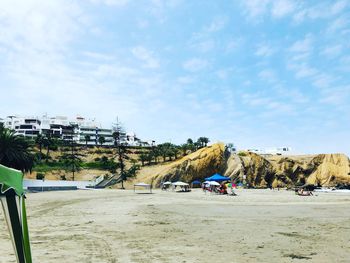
[202,182,237,195]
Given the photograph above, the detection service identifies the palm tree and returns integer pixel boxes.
[98,136,105,146]
[0,125,34,172]
[84,135,90,147]
[172,145,180,159]
[157,143,172,162]
[180,144,189,156]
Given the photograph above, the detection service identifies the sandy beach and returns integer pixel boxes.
[1,189,350,263]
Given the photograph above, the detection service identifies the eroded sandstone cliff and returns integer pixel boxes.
[132,143,350,188]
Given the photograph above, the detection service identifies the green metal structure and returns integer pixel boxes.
[0,164,32,263]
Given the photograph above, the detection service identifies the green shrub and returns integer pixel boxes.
[36,173,45,180]
[238,151,247,157]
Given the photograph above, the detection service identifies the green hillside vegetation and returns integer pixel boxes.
[0,123,211,183]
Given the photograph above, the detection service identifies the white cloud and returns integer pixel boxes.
[90,0,129,6]
[330,0,348,15]
[225,38,244,52]
[289,35,313,53]
[312,73,335,89]
[131,46,160,69]
[206,16,228,32]
[293,1,348,23]
[320,45,342,58]
[242,0,296,20]
[189,17,227,53]
[258,69,277,83]
[287,63,318,79]
[177,76,196,84]
[242,0,270,19]
[326,16,349,33]
[320,85,350,105]
[190,40,215,53]
[271,0,295,18]
[255,43,274,57]
[183,58,208,72]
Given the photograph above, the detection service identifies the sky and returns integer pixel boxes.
[0,0,349,155]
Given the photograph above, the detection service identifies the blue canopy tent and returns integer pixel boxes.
[191,180,202,188]
[205,173,230,182]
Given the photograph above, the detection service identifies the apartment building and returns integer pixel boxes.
[1,115,155,147]
[247,147,291,155]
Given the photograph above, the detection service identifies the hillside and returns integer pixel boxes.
[26,143,350,188]
[126,143,226,188]
[127,144,350,188]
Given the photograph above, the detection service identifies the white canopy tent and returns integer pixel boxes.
[172,182,189,186]
[134,183,152,193]
[171,181,190,192]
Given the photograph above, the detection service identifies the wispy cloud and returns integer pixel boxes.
[242,0,296,20]
[131,46,160,69]
[255,43,274,57]
[258,69,278,83]
[287,63,318,79]
[271,0,295,18]
[183,58,208,72]
[312,73,336,89]
[320,44,342,58]
[90,0,129,7]
[293,0,348,23]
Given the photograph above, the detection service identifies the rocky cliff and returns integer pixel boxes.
[128,143,226,187]
[132,143,350,188]
[225,152,350,187]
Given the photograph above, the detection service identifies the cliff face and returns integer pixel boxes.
[129,143,226,187]
[134,144,350,188]
[224,152,350,187]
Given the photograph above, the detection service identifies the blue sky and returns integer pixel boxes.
[0,0,349,155]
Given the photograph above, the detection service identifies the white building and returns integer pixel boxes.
[247,147,291,155]
[1,114,155,147]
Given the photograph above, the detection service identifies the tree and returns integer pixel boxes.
[150,146,160,164]
[35,134,44,154]
[60,138,84,181]
[197,137,210,148]
[124,163,141,179]
[98,136,105,146]
[35,134,44,161]
[84,135,90,147]
[157,143,172,162]
[139,152,148,166]
[43,134,53,162]
[202,137,209,147]
[112,120,128,189]
[187,138,193,145]
[0,125,34,172]
[171,145,180,159]
[180,143,189,156]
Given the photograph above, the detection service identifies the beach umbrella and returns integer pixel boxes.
[0,164,32,263]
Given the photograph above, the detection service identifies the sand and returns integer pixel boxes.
[0,189,350,263]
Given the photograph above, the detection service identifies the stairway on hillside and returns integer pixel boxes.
[95,174,122,188]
